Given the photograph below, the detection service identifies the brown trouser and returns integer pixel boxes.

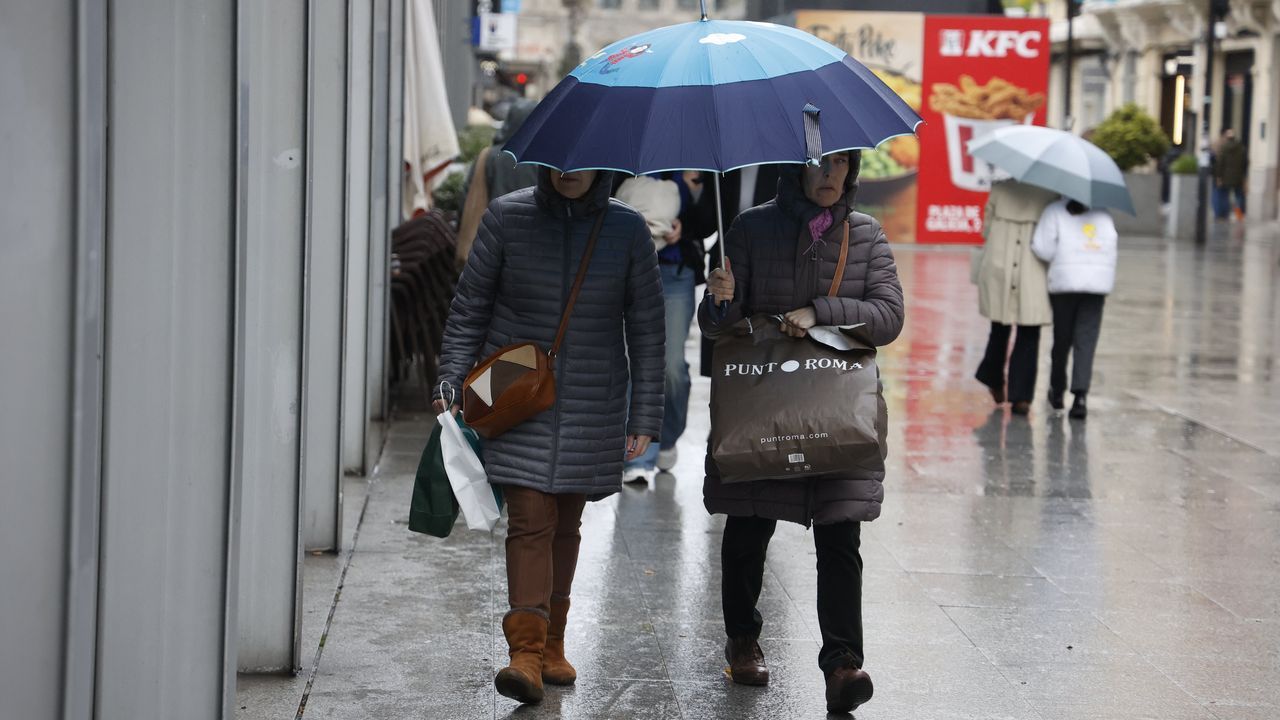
[503,485,587,616]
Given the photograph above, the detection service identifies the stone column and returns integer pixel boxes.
[1247,31,1279,219]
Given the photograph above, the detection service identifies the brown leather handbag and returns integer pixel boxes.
[461,208,608,439]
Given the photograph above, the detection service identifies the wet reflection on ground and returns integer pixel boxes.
[240,225,1280,719]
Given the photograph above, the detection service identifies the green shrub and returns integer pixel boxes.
[432,171,466,215]
[1169,153,1199,175]
[458,125,495,164]
[1090,104,1171,172]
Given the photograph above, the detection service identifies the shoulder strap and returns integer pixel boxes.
[827,220,850,297]
[550,208,608,358]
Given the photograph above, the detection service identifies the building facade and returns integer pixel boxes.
[1080,0,1279,219]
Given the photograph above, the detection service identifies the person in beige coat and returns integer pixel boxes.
[972,180,1058,414]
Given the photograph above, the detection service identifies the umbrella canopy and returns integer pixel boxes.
[502,18,922,175]
[968,125,1135,215]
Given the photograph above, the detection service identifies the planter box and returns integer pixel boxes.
[1111,172,1163,236]
[1165,174,1200,239]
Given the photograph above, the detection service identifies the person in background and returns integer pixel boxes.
[972,180,1059,415]
[699,152,904,714]
[687,165,784,379]
[454,99,541,267]
[615,171,707,482]
[1031,197,1118,420]
[1212,128,1247,222]
[433,167,665,706]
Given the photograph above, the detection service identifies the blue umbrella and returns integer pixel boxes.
[503,16,921,176]
[502,2,922,272]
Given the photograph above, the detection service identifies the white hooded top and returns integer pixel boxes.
[1031,199,1118,295]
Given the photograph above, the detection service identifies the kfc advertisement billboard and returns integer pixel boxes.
[918,15,1050,243]
[797,11,1050,245]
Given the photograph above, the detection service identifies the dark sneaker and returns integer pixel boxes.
[724,637,769,686]
[826,666,874,713]
[1069,393,1088,420]
[1011,401,1031,415]
[1048,389,1065,411]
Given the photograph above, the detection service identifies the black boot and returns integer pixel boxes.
[1069,393,1087,420]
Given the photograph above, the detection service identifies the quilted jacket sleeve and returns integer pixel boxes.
[811,222,905,347]
[624,216,666,438]
[433,205,504,403]
[696,219,751,339]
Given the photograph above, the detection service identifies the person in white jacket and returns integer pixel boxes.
[1031,198,1118,419]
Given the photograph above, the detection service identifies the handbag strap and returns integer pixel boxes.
[827,220,850,297]
[550,207,608,358]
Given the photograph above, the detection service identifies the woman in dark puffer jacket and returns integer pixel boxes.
[699,151,904,714]
[434,168,665,705]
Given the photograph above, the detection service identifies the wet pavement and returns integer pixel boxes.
[239,224,1280,720]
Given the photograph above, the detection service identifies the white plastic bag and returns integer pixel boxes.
[438,411,500,532]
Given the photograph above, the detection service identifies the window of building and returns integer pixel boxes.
[638,0,660,9]
[598,0,622,8]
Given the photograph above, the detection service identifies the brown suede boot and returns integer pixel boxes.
[542,595,576,685]
[495,611,547,704]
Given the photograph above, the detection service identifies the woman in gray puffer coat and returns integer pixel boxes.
[699,151,904,714]
[433,167,665,705]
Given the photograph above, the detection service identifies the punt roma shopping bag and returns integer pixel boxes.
[710,315,887,484]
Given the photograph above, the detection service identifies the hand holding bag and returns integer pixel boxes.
[461,208,608,439]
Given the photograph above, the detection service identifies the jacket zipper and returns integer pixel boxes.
[549,204,573,489]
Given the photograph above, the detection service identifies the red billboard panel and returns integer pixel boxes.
[916,15,1051,244]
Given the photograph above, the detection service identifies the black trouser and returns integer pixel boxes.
[1049,293,1106,395]
[721,515,864,673]
[975,322,1041,403]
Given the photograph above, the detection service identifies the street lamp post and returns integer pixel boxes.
[1063,0,1078,131]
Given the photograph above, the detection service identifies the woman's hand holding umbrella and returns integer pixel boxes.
[707,257,735,304]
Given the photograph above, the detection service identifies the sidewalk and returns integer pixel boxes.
[239,225,1280,720]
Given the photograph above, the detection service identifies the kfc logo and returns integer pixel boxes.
[939,29,1041,58]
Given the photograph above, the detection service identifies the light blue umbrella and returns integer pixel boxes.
[968,125,1135,215]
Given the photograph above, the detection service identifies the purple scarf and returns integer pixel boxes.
[803,209,833,258]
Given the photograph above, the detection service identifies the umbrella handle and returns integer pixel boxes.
[713,172,728,317]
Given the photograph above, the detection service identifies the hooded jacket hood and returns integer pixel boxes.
[776,150,862,227]
[534,167,617,219]
[494,98,538,145]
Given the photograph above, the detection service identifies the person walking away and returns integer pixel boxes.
[615,171,706,481]
[1031,198,1118,420]
[433,167,665,705]
[700,151,904,714]
[1213,128,1247,222]
[973,180,1058,415]
[454,99,542,267]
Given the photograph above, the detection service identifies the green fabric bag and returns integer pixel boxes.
[408,416,494,537]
